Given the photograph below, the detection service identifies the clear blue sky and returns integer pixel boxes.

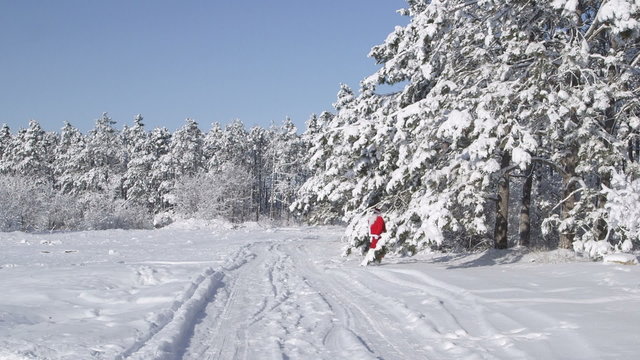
[0,0,408,133]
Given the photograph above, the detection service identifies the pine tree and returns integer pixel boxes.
[203,122,224,172]
[292,111,341,223]
[0,124,11,168]
[156,119,204,210]
[5,120,54,181]
[220,119,250,168]
[148,127,173,212]
[122,114,155,208]
[54,121,86,195]
[80,113,125,194]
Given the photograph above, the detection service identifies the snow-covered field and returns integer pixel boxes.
[1,221,639,360]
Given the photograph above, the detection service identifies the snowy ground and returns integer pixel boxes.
[0,221,639,360]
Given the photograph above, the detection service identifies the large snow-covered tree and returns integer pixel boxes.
[296,0,640,256]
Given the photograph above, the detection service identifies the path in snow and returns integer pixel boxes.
[128,232,610,360]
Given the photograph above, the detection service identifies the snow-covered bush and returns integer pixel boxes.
[80,194,152,230]
[43,191,84,231]
[153,211,174,228]
[603,173,640,244]
[572,172,639,259]
[173,164,252,223]
[0,175,153,232]
[571,172,638,259]
[573,238,635,260]
[0,175,51,231]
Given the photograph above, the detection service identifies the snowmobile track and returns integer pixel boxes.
[122,236,601,360]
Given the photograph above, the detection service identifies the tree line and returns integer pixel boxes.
[0,114,306,231]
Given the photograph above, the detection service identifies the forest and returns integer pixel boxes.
[0,115,307,231]
[1,0,639,260]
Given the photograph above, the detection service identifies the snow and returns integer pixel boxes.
[1,224,639,359]
[598,0,639,34]
[437,109,473,145]
[511,147,532,170]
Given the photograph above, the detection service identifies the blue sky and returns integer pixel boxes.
[0,0,408,133]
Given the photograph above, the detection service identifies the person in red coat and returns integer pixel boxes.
[369,208,386,250]
[361,208,386,266]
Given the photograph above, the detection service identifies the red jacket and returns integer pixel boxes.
[370,215,386,236]
[369,214,386,249]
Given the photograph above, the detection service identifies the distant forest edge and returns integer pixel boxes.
[0,115,306,230]
[2,1,640,259]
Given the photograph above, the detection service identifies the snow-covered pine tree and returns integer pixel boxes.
[158,118,204,209]
[220,119,250,168]
[292,111,344,224]
[203,122,225,173]
[541,0,640,250]
[79,113,125,194]
[292,83,388,229]
[170,118,204,178]
[3,120,55,181]
[148,126,173,212]
[54,121,86,195]
[121,115,155,209]
[335,0,494,253]
[0,121,60,230]
[0,124,12,171]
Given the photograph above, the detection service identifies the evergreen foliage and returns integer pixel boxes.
[293,0,640,257]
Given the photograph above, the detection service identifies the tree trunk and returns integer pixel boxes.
[596,104,616,241]
[254,187,260,222]
[518,165,533,247]
[559,147,578,249]
[494,151,511,249]
[595,172,611,241]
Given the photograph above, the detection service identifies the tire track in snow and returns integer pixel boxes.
[370,268,598,359]
[181,242,298,359]
[118,244,255,360]
[182,240,383,360]
[181,243,264,360]
[360,268,529,359]
[289,240,537,359]
[287,243,424,359]
[132,234,593,360]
